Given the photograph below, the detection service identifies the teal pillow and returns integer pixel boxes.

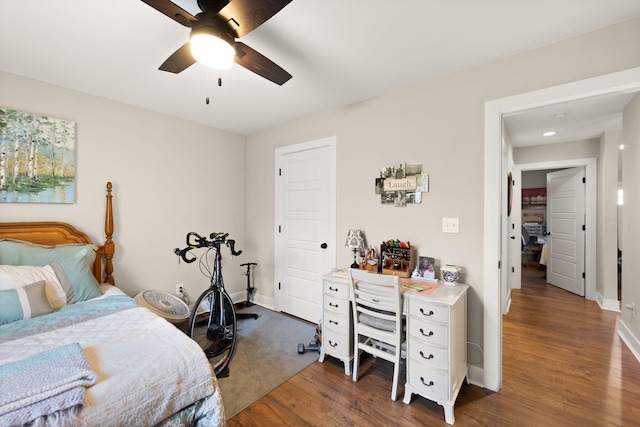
[0,239,102,302]
[0,280,53,325]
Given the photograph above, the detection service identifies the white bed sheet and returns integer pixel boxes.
[0,286,224,426]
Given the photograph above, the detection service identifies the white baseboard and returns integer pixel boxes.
[467,365,483,388]
[596,292,621,312]
[228,291,272,309]
[618,319,640,363]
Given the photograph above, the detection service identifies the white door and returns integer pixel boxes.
[275,137,336,323]
[546,167,585,296]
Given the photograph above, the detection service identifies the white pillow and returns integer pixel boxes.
[0,264,70,310]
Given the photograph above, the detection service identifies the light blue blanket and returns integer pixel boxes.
[0,295,138,344]
[0,342,97,426]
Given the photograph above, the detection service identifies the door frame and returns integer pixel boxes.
[274,136,337,314]
[483,66,640,393]
[515,161,595,298]
[509,168,522,294]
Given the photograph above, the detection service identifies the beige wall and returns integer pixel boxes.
[514,139,599,164]
[246,17,640,366]
[621,92,640,341]
[598,130,622,304]
[1,16,639,378]
[0,72,248,298]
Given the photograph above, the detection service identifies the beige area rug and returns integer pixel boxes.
[215,305,319,419]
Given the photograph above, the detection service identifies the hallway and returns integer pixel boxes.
[498,266,640,425]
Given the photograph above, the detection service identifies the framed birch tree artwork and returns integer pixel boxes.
[0,108,75,203]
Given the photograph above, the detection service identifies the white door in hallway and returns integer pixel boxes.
[546,167,585,296]
[275,137,336,323]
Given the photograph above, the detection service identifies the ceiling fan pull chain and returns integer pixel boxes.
[205,68,211,104]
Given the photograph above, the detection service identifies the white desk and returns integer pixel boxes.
[402,283,468,425]
[318,273,468,425]
[318,274,353,375]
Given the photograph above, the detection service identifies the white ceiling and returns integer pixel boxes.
[1,0,639,138]
[504,91,638,148]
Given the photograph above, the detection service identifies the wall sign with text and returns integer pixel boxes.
[375,163,428,207]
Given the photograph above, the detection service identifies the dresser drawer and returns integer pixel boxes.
[324,280,350,300]
[409,318,448,348]
[407,365,449,401]
[324,295,350,317]
[409,299,449,324]
[324,310,350,334]
[322,327,351,358]
[409,340,448,370]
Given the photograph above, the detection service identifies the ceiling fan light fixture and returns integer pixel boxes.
[190,32,235,70]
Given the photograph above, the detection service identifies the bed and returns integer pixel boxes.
[0,182,224,426]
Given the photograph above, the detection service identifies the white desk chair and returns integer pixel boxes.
[349,269,405,401]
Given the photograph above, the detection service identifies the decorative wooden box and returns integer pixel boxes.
[381,244,416,278]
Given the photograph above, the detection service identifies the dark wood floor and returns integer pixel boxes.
[228,268,640,426]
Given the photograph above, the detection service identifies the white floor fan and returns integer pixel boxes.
[135,290,190,324]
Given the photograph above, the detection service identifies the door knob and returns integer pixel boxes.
[510,236,516,240]
[320,243,328,249]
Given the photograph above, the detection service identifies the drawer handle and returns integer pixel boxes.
[419,328,434,337]
[329,320,339,325]
[329,286,338,292]
[420,308,434,316]
[329,340,338,347]
[419,351,434,360]
[420,377,434,387]
[329,302,339,308]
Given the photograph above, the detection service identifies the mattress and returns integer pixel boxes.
[0,285,224,426]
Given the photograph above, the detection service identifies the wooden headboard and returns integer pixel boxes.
[0,182,115,285]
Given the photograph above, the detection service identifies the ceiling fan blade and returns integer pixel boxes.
[219,0,292,37]
[159,43,197,73]
[140,0,197,27]
[234,42,292,85]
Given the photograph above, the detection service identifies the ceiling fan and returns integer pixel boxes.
[141,0,293,85]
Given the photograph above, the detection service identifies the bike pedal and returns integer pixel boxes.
[205,339,232,358]
[216,365,230,378]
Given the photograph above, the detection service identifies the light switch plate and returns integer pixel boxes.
[442,218,459,233]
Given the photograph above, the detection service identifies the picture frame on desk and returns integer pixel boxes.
[416,256,436,280]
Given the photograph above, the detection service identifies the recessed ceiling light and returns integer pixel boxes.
[542,131,556,137]
[620,144,625,150]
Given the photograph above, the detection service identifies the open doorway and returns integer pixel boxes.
[519,168,565,288]
[483,66,640,393]
[512,160,597,301]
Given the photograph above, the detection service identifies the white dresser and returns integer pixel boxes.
[318,274,353,375]
[403,284,468,425]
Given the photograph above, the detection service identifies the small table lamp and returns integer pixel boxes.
[345,229,365,269]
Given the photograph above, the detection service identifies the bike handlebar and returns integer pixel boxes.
[173,232,242,263]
